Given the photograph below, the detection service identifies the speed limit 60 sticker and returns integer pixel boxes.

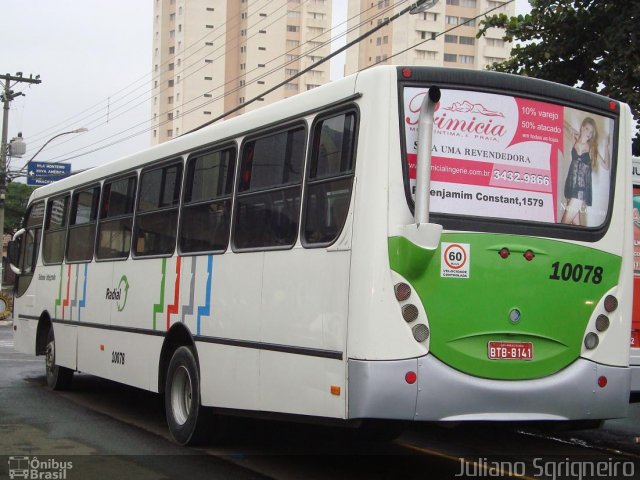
[441,243,470,278]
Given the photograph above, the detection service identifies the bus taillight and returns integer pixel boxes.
[584,332,600,350]
[394,282,411,301]
[595,314,610,332]
[402,304,419,322]
[604,295,618,312]
[412,324,429,343]
[405,371,417,384]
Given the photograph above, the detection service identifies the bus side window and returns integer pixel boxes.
[180,146,236,254]
[233,125,306,250]
[303,110,358,246]
[67,185,100,262]
[42,195,70,265]
[97,175,137,260]
[134,162,182,257]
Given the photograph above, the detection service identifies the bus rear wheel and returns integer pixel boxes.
[165,346,211,445]
[45,329,73,390]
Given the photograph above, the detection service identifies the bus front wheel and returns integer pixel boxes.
[45,329,73,390]
[165,346,211,445]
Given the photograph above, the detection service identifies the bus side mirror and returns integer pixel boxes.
[7,229,24,275]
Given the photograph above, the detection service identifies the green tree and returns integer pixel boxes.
[479,0,640,155]
[5,182,36,234]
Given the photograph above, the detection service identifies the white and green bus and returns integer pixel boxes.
[10,66,634,444]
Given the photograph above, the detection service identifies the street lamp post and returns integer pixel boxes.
[8,127,89,181]
[21,127,89,169]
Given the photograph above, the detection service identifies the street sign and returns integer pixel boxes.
[27,161,71,186]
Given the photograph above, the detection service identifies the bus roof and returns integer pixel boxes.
[27,69,362,202]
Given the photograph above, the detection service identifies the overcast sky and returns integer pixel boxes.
[2,0,531,177]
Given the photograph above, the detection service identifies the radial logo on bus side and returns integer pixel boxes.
[105,275,130,312]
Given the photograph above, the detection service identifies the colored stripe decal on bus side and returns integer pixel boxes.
[47,318,166,337]
[166,257,182,330]
[196,255,213,336]
[181,257,197,324]
[54,264,64,319]
[194,335,343,360]
[25,316,343,360]
[62,264,72,320]
[152,258,167,330]
[79,263,88,322]
[70,265,79,321]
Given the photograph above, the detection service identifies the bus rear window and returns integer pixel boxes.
[402,87,616,229]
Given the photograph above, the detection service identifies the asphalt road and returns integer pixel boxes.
[1,323,639,480]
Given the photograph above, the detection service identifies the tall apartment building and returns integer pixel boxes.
[151,0,332,145]
[345,0,514,75]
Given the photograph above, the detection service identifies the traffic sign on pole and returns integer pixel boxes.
[27,161,71,186]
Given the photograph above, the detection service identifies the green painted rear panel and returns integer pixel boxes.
[388,233,621,380]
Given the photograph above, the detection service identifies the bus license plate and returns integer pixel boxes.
[488,342,533,360]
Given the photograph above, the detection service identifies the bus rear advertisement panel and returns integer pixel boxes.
[403,87,615,227]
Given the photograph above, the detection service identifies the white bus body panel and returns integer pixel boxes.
[346,68,427,362]
[258,248,349,417]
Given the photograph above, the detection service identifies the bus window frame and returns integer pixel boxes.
[132,159,183,259]
[178,142,238,256]
[231,121,308,253]
[301,105,360,249]
[396,76,620,243]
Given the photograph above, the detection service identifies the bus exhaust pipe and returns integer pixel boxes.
[414,86,440,225]
[398,86,442,251]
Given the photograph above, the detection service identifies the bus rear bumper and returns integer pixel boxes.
[347,355,630,421]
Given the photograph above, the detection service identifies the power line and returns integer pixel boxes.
[39,0,512,165]
[40,0,400,164]
[187,1,407,128]
[25,0,291,148]
[26,0,310,160]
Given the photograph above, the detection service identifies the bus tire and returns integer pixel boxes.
[45,328,73,390]
[165,346,211,446]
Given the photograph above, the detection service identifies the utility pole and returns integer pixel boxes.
[0,72,41,283]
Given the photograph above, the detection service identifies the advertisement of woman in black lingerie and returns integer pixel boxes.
[560,110,613,227]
